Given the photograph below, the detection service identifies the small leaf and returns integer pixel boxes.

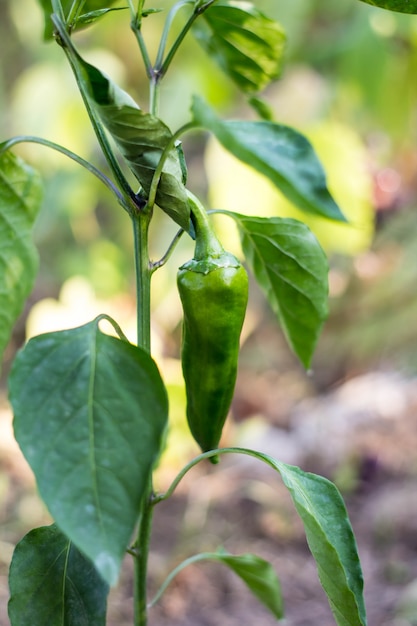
[152,550,282,619]
[37,0,120,39]
[230,213,328,368]
[230,449,367,626]
[77,54,190,230]
[192,97,345,222]
[9,318,168,585]
[192,0,286,93]
[0,150,42,367]
[358,0,417,13]
[77,7,128,28]
[8,524,109,626]
[248,95,274,121]
[213,552,283,619]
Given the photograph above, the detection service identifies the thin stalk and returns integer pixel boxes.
[159,1,217,77]
[153,450,222,504]
[151,228,185,272]
[0,136,127,209]
[153,446,290,507]
[96,314,130,342]
[154,0,191,71]
[148,553,216,607]
[131,24,154,80]
[67,0,87,27]
[126,0,136,15]
[146,121,196,210]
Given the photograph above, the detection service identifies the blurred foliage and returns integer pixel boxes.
[1,0,417,390]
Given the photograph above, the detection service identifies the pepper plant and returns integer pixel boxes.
[1,0,415,624]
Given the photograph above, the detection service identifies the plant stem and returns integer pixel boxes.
[67,0,87,28]
[134,477,155,626]
[154,0,190,71]
[131,209,153,626]
[146,121,196,210]
[159,0,217,77]
[132,212,152,353]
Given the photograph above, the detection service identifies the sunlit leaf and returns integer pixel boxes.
[10,318,168,586]
[227,213,328,368]
[0,150,42,367]
[358,0,417,13]
[9,524,108,626]
[192,97,345,222]
[77,55,190,230]
[227,449,367,626]
[193,0,286,93]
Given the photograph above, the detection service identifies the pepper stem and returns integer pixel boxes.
[186,190,224,260]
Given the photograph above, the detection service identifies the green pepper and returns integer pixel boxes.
[177,193,248,462]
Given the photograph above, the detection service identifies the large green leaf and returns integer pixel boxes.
[220,449,367,626]
[192,97,345,222]
[76,55,190,230]
[192,0,286,93]
[0,150,42,367]
[38,0,121,39]
[228,213,328,368]
[9,524,109,626]
[9,318,168,586]
[358,0,417,13]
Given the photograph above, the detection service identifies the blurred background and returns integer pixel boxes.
[1,0,417,624]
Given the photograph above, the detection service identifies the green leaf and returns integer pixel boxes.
[0,150,42,367]
[77,7,128,28]
[228,449,367,626]
[230,213,328,368]
[248,95,274,121]
[8,524,109,626]
[191,97,345,222]
[77,54,190,231]
[358,0,417,13]
[192,0,286,93]
[151,550,282,619]
[9,318,168,586]
[213,552,283,619]
[37,0,120,39]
